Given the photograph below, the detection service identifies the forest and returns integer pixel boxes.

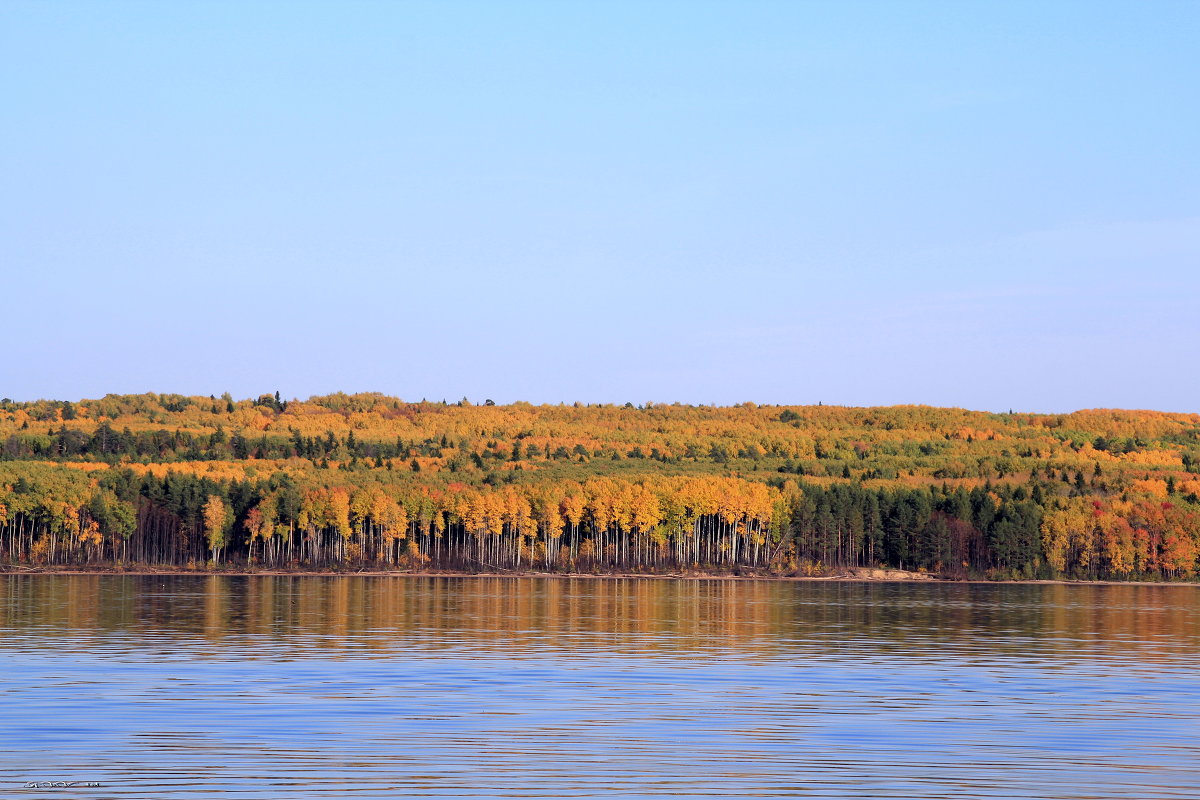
[1,392,1199,581]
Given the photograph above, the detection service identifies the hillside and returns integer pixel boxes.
[1,393,1198,579]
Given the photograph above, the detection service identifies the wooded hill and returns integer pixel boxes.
[2,393,1198,580]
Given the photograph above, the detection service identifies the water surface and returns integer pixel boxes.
[1,576,1197,798]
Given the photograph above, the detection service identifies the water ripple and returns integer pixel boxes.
[1,576,1198,798]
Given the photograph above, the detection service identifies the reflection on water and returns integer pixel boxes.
[1,576,1198,798]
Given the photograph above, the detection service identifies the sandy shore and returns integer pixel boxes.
[2,564,1198,586]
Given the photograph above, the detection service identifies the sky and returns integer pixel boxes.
[3,1,1197,412]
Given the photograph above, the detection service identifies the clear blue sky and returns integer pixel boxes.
[4,1,1197,412]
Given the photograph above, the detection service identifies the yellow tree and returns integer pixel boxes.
[561,486,586,563]
[245,493,278,564]
[534,485,565,567]
[203,495,230,563]
[373,492,409,563]
[1040,498,1089,575]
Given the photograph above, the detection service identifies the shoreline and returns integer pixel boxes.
[2,565,1198,587]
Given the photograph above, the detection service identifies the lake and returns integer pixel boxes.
[1,575,1197,798]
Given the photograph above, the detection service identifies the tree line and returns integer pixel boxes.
[1,462,1197,580]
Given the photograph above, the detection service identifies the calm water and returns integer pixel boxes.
[0,576,1197,799]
